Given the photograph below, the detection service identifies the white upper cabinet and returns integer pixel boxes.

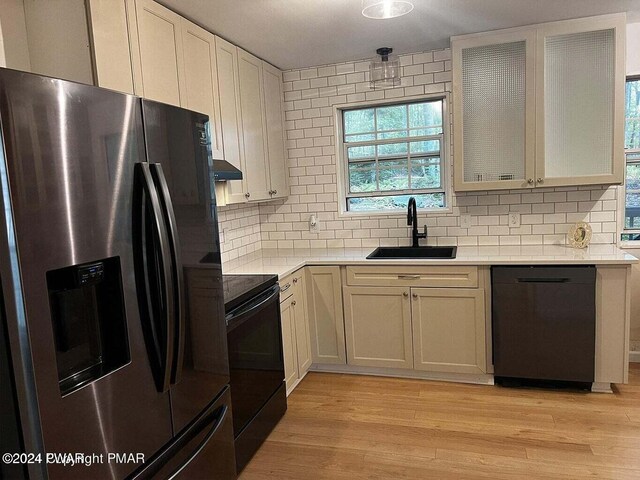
[237,49,271,202]
[452,14,626,191]
[132,0,185,106]
[215,37,248,204]
[535,15,626,187]
[262,61,289,200]
[453,29,536,191]
[180,20,224,160]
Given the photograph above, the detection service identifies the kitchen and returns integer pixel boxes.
[1,0,640,479]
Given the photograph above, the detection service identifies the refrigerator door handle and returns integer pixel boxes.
[149,163,185,385]
[135,163,175,393]
[167,404,229,480]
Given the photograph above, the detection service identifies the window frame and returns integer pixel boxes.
[334,93,452,217]
[620,76,640,244]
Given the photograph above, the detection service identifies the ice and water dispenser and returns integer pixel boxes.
[46,257,130,395]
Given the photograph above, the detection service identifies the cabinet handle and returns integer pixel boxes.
[280,283,291,293]
[291,300,296,306]
[398,275,420,280]
[527,178,534,185]
[245,192,251,198]
[412,293,418,299]
[273,189,277,195]
[403,291,408,297]
[536,178,543,184]
[293,278,298,284]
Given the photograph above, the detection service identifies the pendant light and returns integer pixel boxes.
[362,0,414,20]
[369,47,401,89]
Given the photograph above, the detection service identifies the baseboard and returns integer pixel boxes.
[630,350,640,363]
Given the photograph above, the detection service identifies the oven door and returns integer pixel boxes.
[226,284,284,436]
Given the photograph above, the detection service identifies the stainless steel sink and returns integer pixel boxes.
[366,246,457,259]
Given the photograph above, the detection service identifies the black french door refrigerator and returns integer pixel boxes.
[0,68,236,479]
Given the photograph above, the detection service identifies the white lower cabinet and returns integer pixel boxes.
[280,270,312,395]
[411,288,487,374]
[343,286,413,368]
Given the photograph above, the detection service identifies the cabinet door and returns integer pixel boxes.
[87,0,135,94]
[535,15,625,187]
[180,19,224,160]
[343,287,413,369]
[215,37,247,204]
[262,61,289,200]
[411,288,486,374]
[280,299,298,392]
[133,0,184,106]
[292,272,312,375]
[305,267,346,365]
[452,29,536,191]
[237,48,271,201]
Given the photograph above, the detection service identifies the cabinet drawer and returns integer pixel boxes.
[279,274,294,302]
[346,266,478,288]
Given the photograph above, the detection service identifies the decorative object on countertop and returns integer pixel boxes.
[369,47,401,89]
[362,0,414,19]
[568,222,592,249]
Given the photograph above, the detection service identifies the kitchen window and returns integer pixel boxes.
[338,97,449,214]
[622,77,640,241]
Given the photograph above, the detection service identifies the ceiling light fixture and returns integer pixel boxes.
[362,0,414,20]
[369,47,401,89]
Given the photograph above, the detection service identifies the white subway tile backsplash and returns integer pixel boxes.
[219,47,620,257]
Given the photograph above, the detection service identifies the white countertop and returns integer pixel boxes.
[222,245,638,278]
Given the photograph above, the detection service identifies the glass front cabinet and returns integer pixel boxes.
[452,14,626,191]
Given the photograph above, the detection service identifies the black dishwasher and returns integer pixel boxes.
[492,266,596,383]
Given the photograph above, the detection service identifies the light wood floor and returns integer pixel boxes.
[239,365,640,479]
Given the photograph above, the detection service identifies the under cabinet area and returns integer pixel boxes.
[452,14,626,191]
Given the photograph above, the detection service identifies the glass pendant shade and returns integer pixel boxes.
[362,0,414,20]
[369,47,401,89]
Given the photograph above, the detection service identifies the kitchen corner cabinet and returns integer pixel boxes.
[343,287,413,368]
[452,13,626,191]
[305,267,346,365]
[279,270,312,394]
[411,288,486,374]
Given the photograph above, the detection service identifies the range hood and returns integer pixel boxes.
[212,159,243,181]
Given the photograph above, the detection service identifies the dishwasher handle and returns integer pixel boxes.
[517,277,570,283]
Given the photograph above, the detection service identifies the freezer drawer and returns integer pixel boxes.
[130,386,236,480]
[492,266,596,383]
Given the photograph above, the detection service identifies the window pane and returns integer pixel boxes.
[410,127,443,136]
[627,162,640,190]
[345,133,375,143]
[409,101,443,128]
[626,119,640,150]
[377,142,408,158]
[349,162,377,192]
[348,193,445,211]
[626,80,639,118]
[376,105,407,131]
[626,193,640,228]
[410,140,440,154]
[347,145,375,160]
[344,108,375,135]
[378,160,409,191]
[377,131,407,140]
[411,158,441,189]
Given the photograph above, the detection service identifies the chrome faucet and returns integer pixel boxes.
[407,197,427,247]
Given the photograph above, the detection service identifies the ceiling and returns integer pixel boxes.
[159,0,640,70]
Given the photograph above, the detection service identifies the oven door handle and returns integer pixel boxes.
[225,284,280,332]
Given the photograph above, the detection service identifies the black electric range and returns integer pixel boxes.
[222,274,278,313]
[222,273,286,474]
